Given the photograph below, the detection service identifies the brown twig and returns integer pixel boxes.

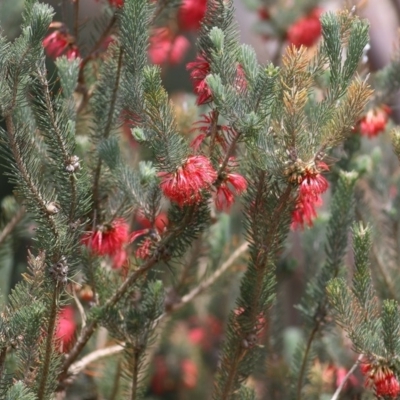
[330,354,363,400]
[37,288,59,400]
[0,206,25,247]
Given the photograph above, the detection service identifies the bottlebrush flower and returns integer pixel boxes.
[187,57,247,105]
[178,0,207,31]
[108,0,124,6]
[357,105,391,138]
[149,29,190,65]
[43,31,70,59]
[181,359,198,389]
[136,211,168,233]
[291,162,329,229]
[287,8,322,48]
[187,55,212,105]
[135,238,152,260]
[361,362,400,398]
[81,218,132,268]
[55,306,76,353]
[258,7,270,21]
[190,111,229,151]
[215,160,247,211]
[159,155,217,206]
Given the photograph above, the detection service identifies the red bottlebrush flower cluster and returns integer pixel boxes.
[190,111,229,151]
[215,158,247,212]
[287,8,322,48]
[177,0,207,31]
[257,7,270,21]
[108,0,124,7]
[357,105,391,138]
[159,155,217,207]
[150,356,198,395]
[81,218,131,269]
[187,55,213,105]
[361,362,400,398]
[291,162,329,230]
[55,306,76,353]
[149,28,190,66]
[43,30,79,60]
[132,211,168,260]
[187,57,247,105]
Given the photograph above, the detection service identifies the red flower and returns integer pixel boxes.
[187,57,247,105]
[65,46,80,60]
[190,111,229,151]
[361,362,400,398]
[187,55,212,105]
[43,30,79,60]
[107,0,124,7]
[43,31,70,59]
[358,105,391,138]
[291,162,329,230]
[181,359,198,389]
[55,306,76,353]
[136,211,168,233]
[287,8,322,48]
[178,0,207,31]
[215,159,247,211]
[135,238,152,260]
[82,218,132,268]
[159,155,217,206]
[149,29,190,65]
[258,7,270,21]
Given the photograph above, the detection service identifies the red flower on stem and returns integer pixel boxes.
[291,162,329,230]
[178,0,207,31]
[187,55,213,105]
[55,306,76,353]
[159,155,217,207]
[361,362,400,398]
[258,7,270,21]
[81,218,132,269]
[215,158,247,212]
[187,57,247,105]
[149,28,190,65]
[108,0,124,7]
[357,105,391,138]
[287,8,322,48]
[43,22,80,60]
[190,111,229,151]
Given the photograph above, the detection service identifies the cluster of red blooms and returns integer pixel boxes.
[159,155,247,211]
[361,362,400,398]
[131,211,168,260]
[42,28,79,60]
[356,105,391,138]
[55,306,76,353]
[148,0,207,65]
[81,218,132,269]
[187,57,247,105]
[159,155,217,206]
[150,355,198,394]
[287,8,322,48]
[291,162,329,230]
[216,158,247,212]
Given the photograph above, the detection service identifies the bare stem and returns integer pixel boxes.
[68,345,123,376]
[330,354,363,400]
[0,206,25,247]
[0,347,7,381]
[73,0,80,40]
[130,349,140,400]
[37,288,59,400]
[296,325,319,400]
